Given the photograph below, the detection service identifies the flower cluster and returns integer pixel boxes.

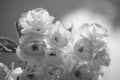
[0,7,111,80]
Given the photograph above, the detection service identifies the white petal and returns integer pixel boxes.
[12,67,23,75]
[90,23,109,38]
[79,23,91,38]
[26,11,34,22]
[41,10,49,23]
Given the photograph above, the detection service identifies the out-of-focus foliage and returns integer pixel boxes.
[0,37,17,53]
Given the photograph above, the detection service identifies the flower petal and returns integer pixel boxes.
[19,8,54,34]
[94,49,111,67]
[90,23,109,39]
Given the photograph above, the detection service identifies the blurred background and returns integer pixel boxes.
[0,0,120,80]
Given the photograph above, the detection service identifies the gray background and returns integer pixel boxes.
[0,0,120,80]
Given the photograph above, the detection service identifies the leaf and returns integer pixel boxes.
[0,37,17,53]
[15,20,23,38]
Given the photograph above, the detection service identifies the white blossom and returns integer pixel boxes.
[19,8,54,34]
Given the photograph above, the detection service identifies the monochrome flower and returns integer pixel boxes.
[19,8,54,34]
[0,7,111,80]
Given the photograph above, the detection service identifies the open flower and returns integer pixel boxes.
[70,64,95,80]
[16,33,46,66]
[19,8,54,34]
[48,21,70,48]
[73,37,94,61]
